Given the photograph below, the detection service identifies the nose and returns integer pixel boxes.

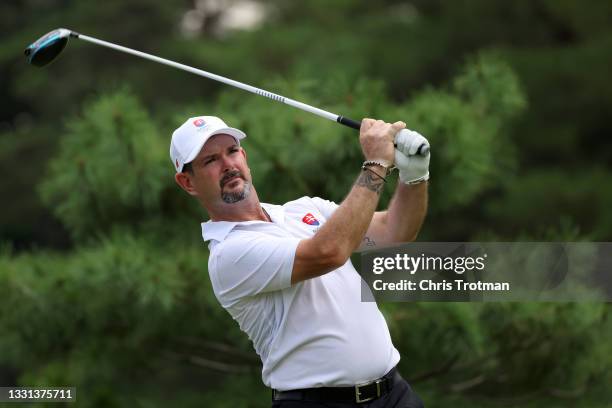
[219,153,235,173]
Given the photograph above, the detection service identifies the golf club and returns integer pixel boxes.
[24,28,429,156]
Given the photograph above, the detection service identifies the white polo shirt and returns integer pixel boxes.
[202,196,400,391]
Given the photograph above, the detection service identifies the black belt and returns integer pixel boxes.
[272,367,400,404]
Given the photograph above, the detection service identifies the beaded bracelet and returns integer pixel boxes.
[361,164,387,183]
[362,160,391,172]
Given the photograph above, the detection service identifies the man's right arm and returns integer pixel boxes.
[291,168,384,283]
[291,119,405,284]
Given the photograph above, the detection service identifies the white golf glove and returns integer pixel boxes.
[394,129,430,184]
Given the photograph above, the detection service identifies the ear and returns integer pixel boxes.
[240,146,247,160]
[175,172,198,196]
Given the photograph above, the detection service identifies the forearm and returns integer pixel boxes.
[314,169,384,258]
[384,180,428,242]
[291,168,386,283]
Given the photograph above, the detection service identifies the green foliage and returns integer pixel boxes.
[386,303,487,373]
[485,168,612,239]
[382,301,612,399]
[38,89,170,240]
[400,53,525,211]
[0,234,254,407]
[1,0,612,406]
[483,303,611,391]
[453,52,526,122]
[0,123,70,250]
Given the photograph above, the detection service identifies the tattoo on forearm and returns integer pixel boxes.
[363,236,376,247]
[356,170,384,194]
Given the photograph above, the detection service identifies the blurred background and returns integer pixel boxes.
[1,0,611,406]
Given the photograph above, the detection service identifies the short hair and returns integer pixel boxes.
[182,162,193,174]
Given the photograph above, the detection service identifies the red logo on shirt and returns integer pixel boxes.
[302,213,320,226]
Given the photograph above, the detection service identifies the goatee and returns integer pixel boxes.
[222,181,251,204]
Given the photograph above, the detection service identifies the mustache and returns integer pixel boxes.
[220,170,244,188]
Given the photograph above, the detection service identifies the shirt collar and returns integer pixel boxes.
[262,202,284,224]
[201,202,285,243]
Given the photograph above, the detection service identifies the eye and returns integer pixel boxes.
[204,157,216,165]
[229,147,239,154]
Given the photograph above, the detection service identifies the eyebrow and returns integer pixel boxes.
[201,144,239,161]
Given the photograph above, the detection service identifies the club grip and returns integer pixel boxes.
[416,144,430,155]
[338,115,429,156]
[337,116,362,130]
[396,142,429,156]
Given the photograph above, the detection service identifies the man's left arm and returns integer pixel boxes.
[358,128,430,250]
[359,182,428,249]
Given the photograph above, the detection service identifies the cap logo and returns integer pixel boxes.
[302,213,320,226]
[193,118,206,127]
[175,159,179,169]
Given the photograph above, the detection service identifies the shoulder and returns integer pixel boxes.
[209,228,268,258]
[208,228,297,301]
[281,196,339,220]
[210,225,299,265]
[282,196,338,210]
[208,230,273,282]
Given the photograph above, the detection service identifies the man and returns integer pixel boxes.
[171,115,429,407]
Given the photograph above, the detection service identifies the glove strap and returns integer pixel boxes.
[405,173,430,185]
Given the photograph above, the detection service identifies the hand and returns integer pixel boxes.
[360,119,406,168]
[394,129,430,157]
[394,129,430,184]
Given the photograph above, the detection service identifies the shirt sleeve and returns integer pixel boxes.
[309,196,339,220]
[209,231,300,305]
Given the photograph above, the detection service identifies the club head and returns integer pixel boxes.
[24,28,73,67]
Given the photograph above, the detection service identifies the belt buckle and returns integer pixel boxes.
[355,379,382,403]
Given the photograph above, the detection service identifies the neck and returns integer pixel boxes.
[206,188,269,222]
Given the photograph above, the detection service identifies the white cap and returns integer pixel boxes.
[170,116,246,172]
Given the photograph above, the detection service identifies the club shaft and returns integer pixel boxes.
[75,33,350,126]
[71,31,428,155]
